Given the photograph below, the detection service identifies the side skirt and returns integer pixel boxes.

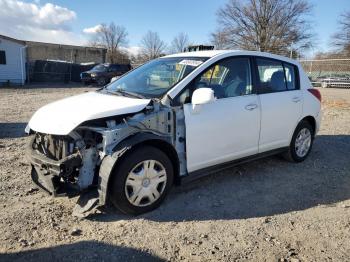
[180,147,289,184]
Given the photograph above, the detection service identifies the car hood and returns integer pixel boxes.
[85,70,103,74]
[27,91,151,135]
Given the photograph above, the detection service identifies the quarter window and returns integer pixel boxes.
[284,63,298,90]
[0,50,6,65]
[256,58,286,93]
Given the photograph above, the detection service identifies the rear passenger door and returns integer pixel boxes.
[255,57,302,152]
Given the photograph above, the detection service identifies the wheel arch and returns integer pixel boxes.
[98,132,180,205]
[300,115,316,136]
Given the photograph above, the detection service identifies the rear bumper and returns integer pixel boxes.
[27,139,82,196]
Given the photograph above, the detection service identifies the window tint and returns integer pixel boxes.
[0,50,6,65]
[256,58,286,93]
[193,57,252,99]
[284,63,297,90]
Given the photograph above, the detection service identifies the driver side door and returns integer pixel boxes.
[183,57,261,172]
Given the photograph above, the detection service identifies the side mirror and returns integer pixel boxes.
[191,88,215,105]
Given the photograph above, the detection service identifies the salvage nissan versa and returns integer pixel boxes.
[26,50,321,216]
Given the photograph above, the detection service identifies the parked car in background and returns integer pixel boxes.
[320,76,350,88]
[26,50,321,216]
[80,63,132,86]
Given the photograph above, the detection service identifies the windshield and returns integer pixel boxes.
[104,57,208,98]
[92,64,107,72]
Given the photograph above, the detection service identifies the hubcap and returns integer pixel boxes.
[295,128,312,158]
[125,160,167,207]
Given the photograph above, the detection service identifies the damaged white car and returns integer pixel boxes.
[26,50,321,216]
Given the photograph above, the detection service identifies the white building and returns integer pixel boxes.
[0,35,26,85]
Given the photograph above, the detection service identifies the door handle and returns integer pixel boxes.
[292,97,301,103]
[245,104,258,111]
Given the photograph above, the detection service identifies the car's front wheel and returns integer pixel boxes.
[283,120,314,162]
[97,77,107,86]
[109,146,174,215]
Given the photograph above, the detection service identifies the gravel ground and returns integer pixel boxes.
[0,85,349,262]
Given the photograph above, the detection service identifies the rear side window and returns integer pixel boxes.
[284,63,298,90]
[256,58,286,93]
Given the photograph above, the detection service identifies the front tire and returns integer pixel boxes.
[109,146,174,215]
[283,120,314,162]
[97,77,107,86]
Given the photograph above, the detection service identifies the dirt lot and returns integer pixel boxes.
[0,85,349,262]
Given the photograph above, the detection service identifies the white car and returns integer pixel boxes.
[26,50,322,216]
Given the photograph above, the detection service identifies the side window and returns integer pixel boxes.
[109,65,120,71]
[173,57,252,105]
[193,57,252,99]
[196,67,214,87]
[284,63,298,90]
[256,58,286,93]
[0,50,6,65]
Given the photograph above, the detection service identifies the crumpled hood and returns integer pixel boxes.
[27,91,151,135]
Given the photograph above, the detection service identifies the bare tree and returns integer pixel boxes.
[210,30,230,50]
[139,31,167,61]
[333,11,350,56]
[213,0,313,56]
[170,32,190,53]
[91,22,129,63]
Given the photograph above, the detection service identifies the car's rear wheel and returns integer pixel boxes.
[109,146,174,215]
[283,120,314,162]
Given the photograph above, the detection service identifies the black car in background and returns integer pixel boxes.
[80,63,132,85]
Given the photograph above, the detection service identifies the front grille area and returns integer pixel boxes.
[33,133,73,161]
[81,72,90,78]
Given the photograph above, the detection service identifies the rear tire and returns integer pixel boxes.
[109,146,174,215]
[283,120,314,162]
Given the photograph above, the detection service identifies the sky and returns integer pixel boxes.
[0,0,349,57]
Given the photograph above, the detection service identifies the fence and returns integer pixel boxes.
[27,60,97,83]
[299,58,350,88]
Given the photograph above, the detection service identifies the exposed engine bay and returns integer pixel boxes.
[27,100,186,217]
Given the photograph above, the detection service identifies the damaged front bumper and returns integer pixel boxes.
[27,137,82,196]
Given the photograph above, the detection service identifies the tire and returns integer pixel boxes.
[109,146,174,215]
[97,77,107,86]
[283,120,314,162]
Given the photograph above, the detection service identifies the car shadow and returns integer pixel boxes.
[0,122,27,139]
[89,134,350,222]
[0,241,164,262]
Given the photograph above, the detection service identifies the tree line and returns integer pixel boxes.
[90,0,350,64]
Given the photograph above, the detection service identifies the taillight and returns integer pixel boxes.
[308,88,322,102]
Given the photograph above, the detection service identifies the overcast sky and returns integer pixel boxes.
[0,0,348,56]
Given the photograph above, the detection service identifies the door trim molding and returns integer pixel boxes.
[181,147,288,184]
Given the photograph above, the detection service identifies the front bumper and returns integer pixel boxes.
[27,139,82,196]
[81,74,99,83]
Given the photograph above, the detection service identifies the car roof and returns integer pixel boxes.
[164,50,231,58]
[163,50,299,65]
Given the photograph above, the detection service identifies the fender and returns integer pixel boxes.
[98,132,174,205]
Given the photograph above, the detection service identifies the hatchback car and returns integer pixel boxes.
[26,50,321,216]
